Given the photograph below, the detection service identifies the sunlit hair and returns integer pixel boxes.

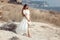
[23,4,28,9]
[22,4,28,16]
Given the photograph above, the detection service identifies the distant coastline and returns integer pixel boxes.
[22,1,60,12]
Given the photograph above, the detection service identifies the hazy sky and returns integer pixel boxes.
[30,0,60,7]
[45,0,60,7]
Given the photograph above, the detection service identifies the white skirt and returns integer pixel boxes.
[16,17,28,34]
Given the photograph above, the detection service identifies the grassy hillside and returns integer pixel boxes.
[0,3,60,26]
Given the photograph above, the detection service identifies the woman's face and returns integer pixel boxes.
[25,6,29,9]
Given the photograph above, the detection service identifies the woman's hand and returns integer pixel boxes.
[28,19,31,24]
[28,19,31,22]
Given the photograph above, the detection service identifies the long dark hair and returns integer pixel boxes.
[22,4,28,16]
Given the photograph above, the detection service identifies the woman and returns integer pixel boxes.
[16,4,31,37]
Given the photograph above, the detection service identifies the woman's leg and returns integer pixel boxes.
[27,24,31,37]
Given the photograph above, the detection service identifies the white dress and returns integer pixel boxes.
[16,9,30,35]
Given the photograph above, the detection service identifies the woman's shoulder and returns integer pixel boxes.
[23,9,30,14]
[23,9,30,12]
[23,9,29,11]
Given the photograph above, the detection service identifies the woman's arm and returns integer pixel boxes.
[24,14,31,22]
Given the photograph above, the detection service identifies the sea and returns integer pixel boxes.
[22,0,60,12]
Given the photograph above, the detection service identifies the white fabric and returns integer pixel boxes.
[16,9,30,35]
[23,9,30,15]
[23,9,30,20]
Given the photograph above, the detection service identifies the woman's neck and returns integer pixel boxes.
[24,8,28,10]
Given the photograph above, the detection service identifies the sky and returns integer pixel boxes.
[29,0,60,7]
[45,0,60,7]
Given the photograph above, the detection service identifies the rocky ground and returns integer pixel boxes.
[0,22,60,40]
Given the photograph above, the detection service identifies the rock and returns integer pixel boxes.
[0,23,17,33]
[9,36,20,40]
[0,30,20,40]
[17,0,22,4]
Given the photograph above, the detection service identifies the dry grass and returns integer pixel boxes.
[30,9,60,26]
[0,3,23,22]
[0,0,9,3]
